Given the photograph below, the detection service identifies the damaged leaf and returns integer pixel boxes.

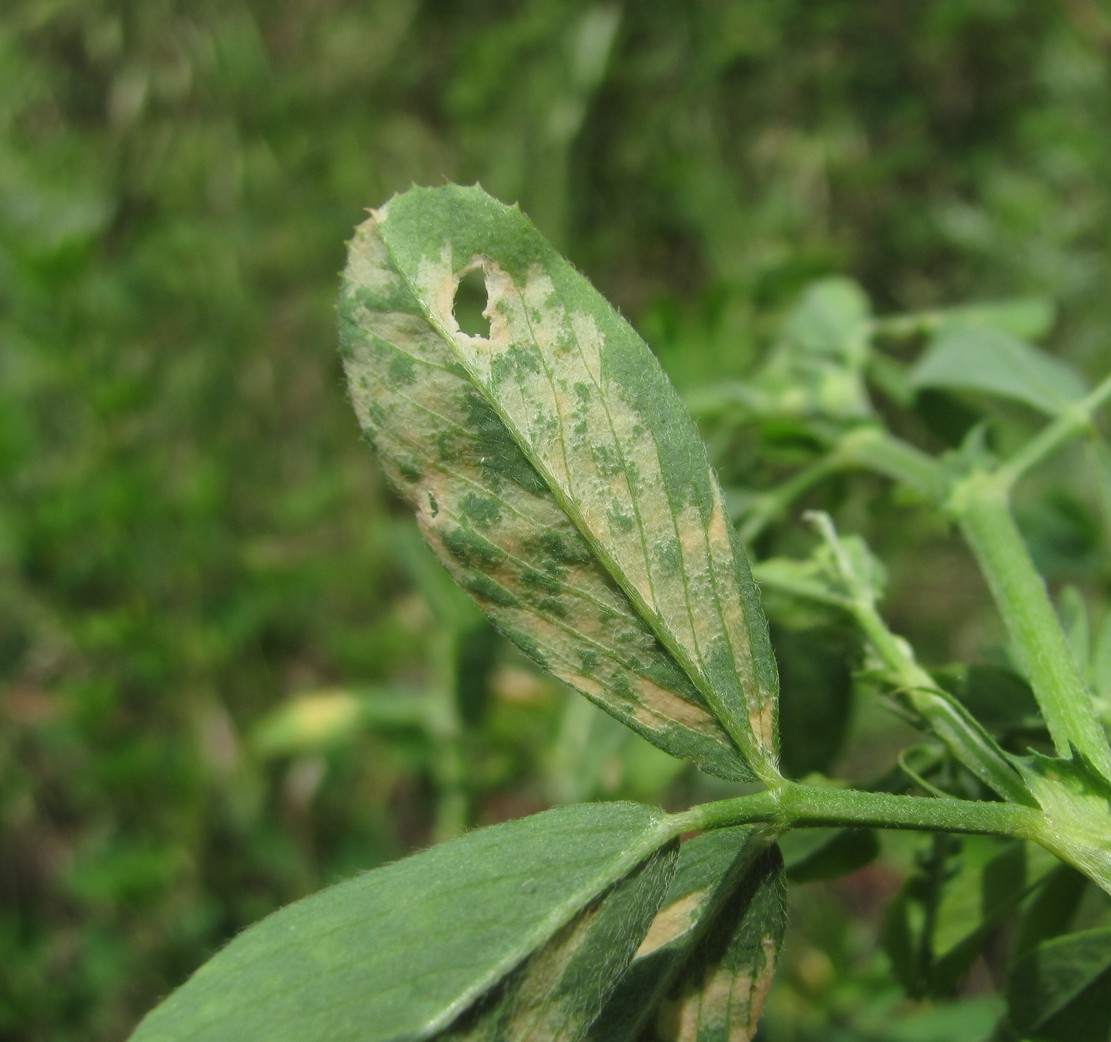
[339,185,779,781]
[444,841,676,1042]
[588,828,786,1042]
[128,803,677,1042]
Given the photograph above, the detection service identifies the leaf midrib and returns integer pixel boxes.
[377,218,762,776]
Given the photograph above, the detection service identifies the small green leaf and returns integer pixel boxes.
[339,185,779,782]
[127,802,677,1042]
[928,838,1058,994]
[909,327,1088,417]
[752,531,887,618]
[780,277,873,363]
[588,829,786,1042]
[1006,927,1111,1042]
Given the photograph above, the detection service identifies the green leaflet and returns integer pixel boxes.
[339,184,779,782]
[127,802,676,1042]
[753,277,874,423]
[588,828,786,1042]
[909,326,1088,417]
[882,837,1059,998]
[931,297,1056,340]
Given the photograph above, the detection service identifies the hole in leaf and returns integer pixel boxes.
[453,266,491,339]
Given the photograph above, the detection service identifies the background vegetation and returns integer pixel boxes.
[3,2,1111,1039]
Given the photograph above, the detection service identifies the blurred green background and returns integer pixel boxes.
[3,2,1111,1040]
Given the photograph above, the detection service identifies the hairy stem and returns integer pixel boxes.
[996,371,1111,488]
[669,781,1043,840]
[949,476,1111,775]
[804,512,1033,804]
[833,425,946,501]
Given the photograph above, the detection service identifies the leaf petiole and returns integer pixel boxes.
[669,781,1044,843]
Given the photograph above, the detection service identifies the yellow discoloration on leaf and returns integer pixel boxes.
[413,242,460,340]
[635,848,784,1042]
[341,192,779,780]
[344,210,399,293]
[749,702,777,754]
[699,967,734,1033]
[736,941,778,1040]
[633,888,711,959]
[656,989,701,1041]
[630,679,720,733]
[658,954,774,1042]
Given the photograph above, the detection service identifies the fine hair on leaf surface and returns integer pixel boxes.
[338,184,780,783]
[128,803,679,1042]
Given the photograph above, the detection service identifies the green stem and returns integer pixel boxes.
[738,457,840,543]
[949,477,1111,775]
[851,590,1034,804]
[833,426,946,501]
[996,370,1111,489]
[669,781,1043,840]
[804,512,1033,804]
[427,629,469,842]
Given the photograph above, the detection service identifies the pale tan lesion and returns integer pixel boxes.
[630,677,720,734]
[748,702,777,757]
[633,888,710,959]
[496,903,599,1039]
[344,210,404,296]
[736,940,778,1039]
[653,926,779,1041]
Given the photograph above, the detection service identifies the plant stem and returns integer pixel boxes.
[833,426,946,501]
[738,457,840,543]
[800,512,1033,803]
[949,476,1111,776]
[669,780,1043,841]
[427,629,469,842]
[996,370,1111,489]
